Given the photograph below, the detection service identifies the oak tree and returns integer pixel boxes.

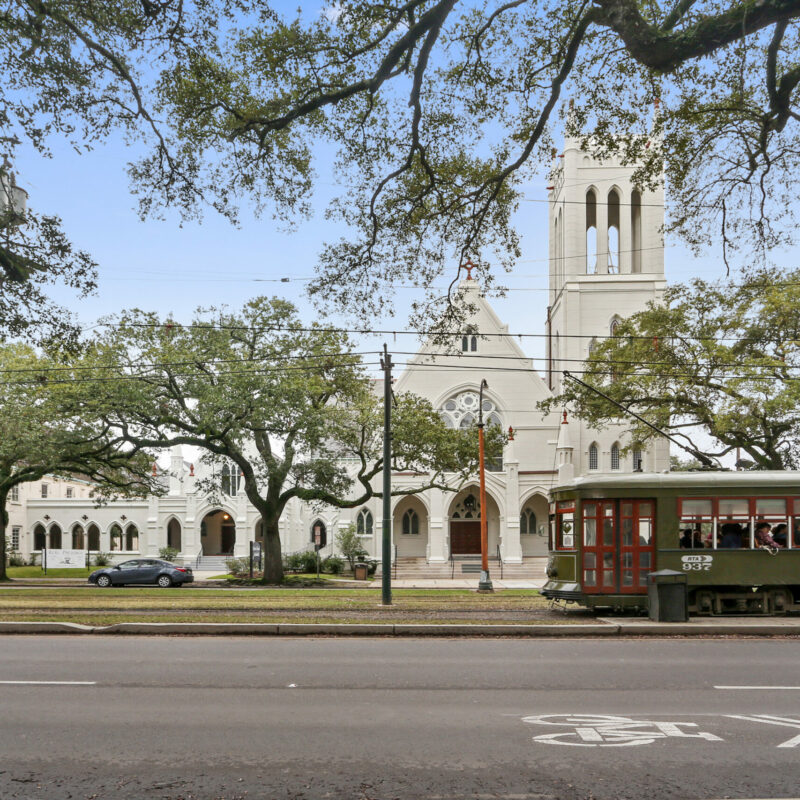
[0,342,161,580]
[541,271,800,470]
[88,296,504,583]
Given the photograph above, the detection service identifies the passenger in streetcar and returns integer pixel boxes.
[719,522,743,549]
[772,523,788,548]
[755,521,781,550]
[679,528,693,549]
[692,528,706,548]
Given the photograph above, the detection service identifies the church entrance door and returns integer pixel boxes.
[450,521,481,555]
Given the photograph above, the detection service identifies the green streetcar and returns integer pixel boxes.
[541,472,800,615]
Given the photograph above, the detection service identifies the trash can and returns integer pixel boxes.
[353,563,369,581]
[647,569,689,622]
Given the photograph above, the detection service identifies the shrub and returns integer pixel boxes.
[298,550,320,574]
[225,557,251,577]
[7,550,25,567]
[367,559,379,576]
[159,546,180,562]
[335,524,368,573]
[92,552,112,567]
[283,552,303,572]
[322,555,344,575]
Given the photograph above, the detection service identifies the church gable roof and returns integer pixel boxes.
[393,280,554,414]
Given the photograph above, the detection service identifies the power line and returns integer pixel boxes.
[0,351,377,375]
[83,320,800,345]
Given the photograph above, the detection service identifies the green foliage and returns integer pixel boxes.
[158,547,180,562]
[283,552,304,572]
[225,557,251,577]
[124,0,800,324]
[92,552,113,567]
[335,524,368,573]
[86,297,492,584]
[1,537,24,567]
[542,271,800,469]
[321,555,344,575]
[297,551,320,574]
[0,343,162,581]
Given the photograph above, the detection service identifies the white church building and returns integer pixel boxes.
[15,137,670,573]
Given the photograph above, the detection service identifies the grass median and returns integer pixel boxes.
[0,587,594,626]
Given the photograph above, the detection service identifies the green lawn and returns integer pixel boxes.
[5,566,97,579]
[0,586,586,626]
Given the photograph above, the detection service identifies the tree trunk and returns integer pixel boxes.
[0,497,8,582]
[260,515,284,584]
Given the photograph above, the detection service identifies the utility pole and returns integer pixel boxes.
[380,344,392,605]
[477,379,493,592]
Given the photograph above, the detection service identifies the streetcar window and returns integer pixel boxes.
[638,517,652,545]
[678,520,711,549]
[584,517,597,546]
[558,512,575,549]
[680,499,712,516]
[756,498,786,515]
[584,551,596,586]
[622,516,634,547]
[719,498,749,516]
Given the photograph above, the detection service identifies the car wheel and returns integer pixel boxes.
[96,574,112,588]
[157,574,173,588]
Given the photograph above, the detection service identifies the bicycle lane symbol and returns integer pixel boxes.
[521,715,724,747]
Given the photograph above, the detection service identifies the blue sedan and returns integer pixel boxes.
[89,559,194,588]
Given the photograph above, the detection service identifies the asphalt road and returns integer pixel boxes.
[1,636,799,800]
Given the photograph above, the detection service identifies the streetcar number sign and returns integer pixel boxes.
[681,554,713,571]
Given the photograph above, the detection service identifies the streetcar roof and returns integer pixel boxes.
[553,471,800,493]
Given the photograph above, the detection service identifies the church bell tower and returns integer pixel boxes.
[546,134,669,474]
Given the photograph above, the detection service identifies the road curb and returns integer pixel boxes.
[0,619,797,636]
[0,621,95,634]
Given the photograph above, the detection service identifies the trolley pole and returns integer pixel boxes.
[477,379,493,592]
[381,344,393,606]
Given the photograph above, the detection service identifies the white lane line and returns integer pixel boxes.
[0,680,96,685]
[715,685,800,690]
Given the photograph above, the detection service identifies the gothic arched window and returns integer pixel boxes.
[221,462,239,496]
[311,519,327,547]
[71,524,84,550]
[461,336,468,352]
[520,507,537,535]
[588,443,599,471]
[586,189,597,274]
[87,523,100,551]
[607,189,620,274]
[470,335,477,352]
[611,442,620,471]
[125,523,139,551]
[33,524,46,551]
[631,189,642,273]
[49,524,62,549]
[109,523,122,551]
[439,391,500,429]
[402,509,419,535]
[356,508,373,536]
[632,447,643,472]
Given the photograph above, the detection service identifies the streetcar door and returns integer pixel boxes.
[582,499,655,594]
[581,501,616,592]
[619,500,655,593]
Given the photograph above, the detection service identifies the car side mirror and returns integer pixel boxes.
[113,565,121,570]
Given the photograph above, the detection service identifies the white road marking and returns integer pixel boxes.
[522,714,722,747]
[726,714,800,748]
[715,685,800,690]
[0,680,96,685]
